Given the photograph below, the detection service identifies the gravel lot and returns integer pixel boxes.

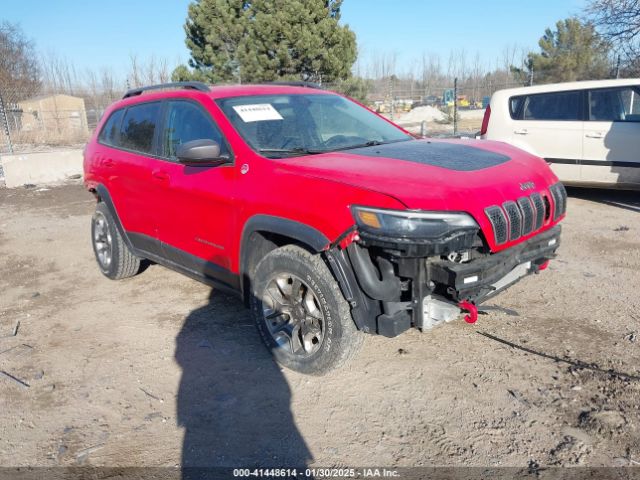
[0,182,639,469]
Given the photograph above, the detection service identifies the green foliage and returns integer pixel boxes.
[331,76,372,104]
[173,0,357,84]
[514,18,612,84]
[172,64,209,82]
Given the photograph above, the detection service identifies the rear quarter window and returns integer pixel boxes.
[98,109,124,146]
[509,96,525,119]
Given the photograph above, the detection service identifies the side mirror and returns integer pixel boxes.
[176,139,230,166]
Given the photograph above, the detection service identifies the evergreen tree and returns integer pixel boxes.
[513,18,612,84]
[333,76,372,104]
[173,0,356,84]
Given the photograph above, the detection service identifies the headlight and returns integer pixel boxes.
[352,206,479,240]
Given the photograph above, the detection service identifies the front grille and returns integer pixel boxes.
[503,201,522,241]
[485,187,562,245]
[530,193,545,230]
[517,197,534,236]
[485,206,508,245]
[549,182,567,220]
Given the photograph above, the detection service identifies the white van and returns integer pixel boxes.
[481,79,640,190]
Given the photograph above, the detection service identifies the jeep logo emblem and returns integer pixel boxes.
[520,181,535,191]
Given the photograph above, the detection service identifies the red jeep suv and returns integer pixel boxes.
[84,81,566,374]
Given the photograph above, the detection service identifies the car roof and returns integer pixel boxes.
[492,78,640,99]
[111,83,335,111]
[207,84,331,99]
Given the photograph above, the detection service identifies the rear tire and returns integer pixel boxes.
[91,202,141,280]
[250,245,363,375]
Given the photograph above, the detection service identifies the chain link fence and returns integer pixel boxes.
[0,77,526,160]
[327,78,525,137]
[0,85,124,157]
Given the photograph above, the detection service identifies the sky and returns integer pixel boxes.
[1,0,587,80]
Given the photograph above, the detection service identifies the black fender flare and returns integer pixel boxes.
[239,214,329,279]
[91,183,135,252]
[239,216,382,333]
[239,215,330,299]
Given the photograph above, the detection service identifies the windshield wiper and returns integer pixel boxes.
[258,138,411,157]
[324,138,410,152]
[258,147,324,157]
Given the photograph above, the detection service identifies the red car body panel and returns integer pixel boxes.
[277,138,562,253]
[84,85,564,278]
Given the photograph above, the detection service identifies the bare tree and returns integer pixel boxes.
[420,52,443,97]
[0,22,41,98]
[128,54,142,88]
[586,0,640,73]
[470,51,484,101]
[128,54,174,87]
[100,68,120,103]
[40,52,81,94]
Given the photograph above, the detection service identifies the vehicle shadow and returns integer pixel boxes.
[566,186,640,214]
[175,289,312,474]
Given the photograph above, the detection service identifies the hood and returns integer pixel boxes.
[279,138,558,212]
[277,138,562,252]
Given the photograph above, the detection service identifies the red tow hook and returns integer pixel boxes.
[459,300,478,324]
[538,260,550,271]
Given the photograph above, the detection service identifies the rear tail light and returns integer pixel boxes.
[480,105,491,136]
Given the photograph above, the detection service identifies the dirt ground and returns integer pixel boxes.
[0,182,639,469]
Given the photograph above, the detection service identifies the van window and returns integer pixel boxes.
[589,86,640,122]
[162,101,228,159]
[120,102,161,154]
[98,109,124,146]
[509,96,525,119]
[522,91,581,121]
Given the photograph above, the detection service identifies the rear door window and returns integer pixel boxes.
[522,91,582,121]
[588,86,640,122]
[119,102,161,154]
[98,109,124,146]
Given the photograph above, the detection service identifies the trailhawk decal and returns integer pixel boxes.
[349,140,511,171]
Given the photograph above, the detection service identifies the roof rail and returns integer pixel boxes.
[122,81,210,99]
[268,81,324,90]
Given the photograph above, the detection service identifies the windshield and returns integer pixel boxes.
[216,93,412,158]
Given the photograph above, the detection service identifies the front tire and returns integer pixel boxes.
[91,202,141,280]
[250,245,363,375]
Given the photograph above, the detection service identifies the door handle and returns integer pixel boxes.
[152,169,170,182]
[514,129,528,135]
[103,158,114,167]
[585,132,604,139]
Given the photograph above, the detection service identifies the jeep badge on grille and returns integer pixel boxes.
[520,181,535,191]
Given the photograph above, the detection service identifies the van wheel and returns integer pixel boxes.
[250,245,363,375]
[91,202,141,280]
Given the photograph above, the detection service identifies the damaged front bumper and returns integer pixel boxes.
[427,225,561,303]
[326,225,561,338]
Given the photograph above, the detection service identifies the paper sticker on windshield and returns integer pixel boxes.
[232,104,283,122]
